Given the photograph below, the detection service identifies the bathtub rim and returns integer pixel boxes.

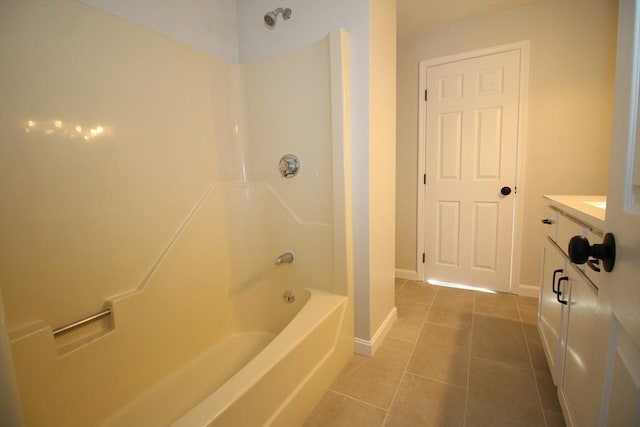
[171,287,348,426]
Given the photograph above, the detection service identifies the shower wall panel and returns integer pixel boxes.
[243,39,333,226]
[1,2,346,423]
[0,0,242,331]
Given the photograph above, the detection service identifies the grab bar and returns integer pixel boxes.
[52,308,112,337]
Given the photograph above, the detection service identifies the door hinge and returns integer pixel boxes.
[422,252,426,263]
[423,174,426,185]
[424,90,428,101]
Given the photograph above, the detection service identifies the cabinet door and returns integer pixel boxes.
[559,267,605,427]
[538,239,569,385]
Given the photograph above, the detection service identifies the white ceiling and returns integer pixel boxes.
[396,0,553,36]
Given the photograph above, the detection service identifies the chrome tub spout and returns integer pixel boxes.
[275,251,294,265]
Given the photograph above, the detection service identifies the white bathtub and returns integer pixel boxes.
[9,182,353,427]
[173,290,350,426]
[101,289,350,427]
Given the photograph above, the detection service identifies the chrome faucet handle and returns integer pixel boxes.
[278,154,300,178]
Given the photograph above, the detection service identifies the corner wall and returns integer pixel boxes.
[237,0,397,350]
[396,0,617,290]
[365,0,397,352]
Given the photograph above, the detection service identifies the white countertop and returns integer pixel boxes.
[544,194,606,231]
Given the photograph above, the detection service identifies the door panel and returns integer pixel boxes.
[476,106,502,179]
[436,201,460,266]
[607,0,640,353]
[601,0,640,423]
[472,202,499,271]
[438,112,462,180]
[439,73,463,99]
[605,323,640,426]
[424,49,521,292]
[478,66,504,95]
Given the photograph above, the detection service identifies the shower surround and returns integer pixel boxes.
[0,1,353,425]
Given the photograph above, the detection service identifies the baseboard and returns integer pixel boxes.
[517,284,539,298]
[395,269,417,281]
[353,306,397,357]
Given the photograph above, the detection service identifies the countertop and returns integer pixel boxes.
[543,195,606,231]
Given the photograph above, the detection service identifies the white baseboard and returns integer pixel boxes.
[517,284,539,298]
[395,269,417,281]
[353,306,398,357]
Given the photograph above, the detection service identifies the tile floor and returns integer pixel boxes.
[303,279,566,427]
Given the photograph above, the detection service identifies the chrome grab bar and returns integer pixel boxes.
[52,308,112,337]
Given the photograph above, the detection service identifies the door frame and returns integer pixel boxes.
[416,41,530,293]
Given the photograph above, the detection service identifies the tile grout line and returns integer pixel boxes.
[407,365,470,390]
[395,279,407,296]
[385,335,420,345]
[304,289,558,427]
[380,283,439,426]
[327,389,390,412]
[462,291,477,427]
[517,298,549,427]
[469,354,540,371]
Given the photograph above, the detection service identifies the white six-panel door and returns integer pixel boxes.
[421,48,522,293]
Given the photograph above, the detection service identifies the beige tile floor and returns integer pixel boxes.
[304,279,566,427]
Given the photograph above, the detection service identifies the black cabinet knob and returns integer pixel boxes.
[501,186,512,196]
[568,233,616,272]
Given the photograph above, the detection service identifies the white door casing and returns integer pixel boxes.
[418,43,528,293]
[600,0,640,424]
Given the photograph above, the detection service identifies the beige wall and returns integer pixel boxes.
[367,0,397,340]
[396,0,617,289]
[396,34,420,275]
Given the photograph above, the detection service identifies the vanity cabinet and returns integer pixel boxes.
[538,237,568,385]
[560,263,604,427]
[538,201,608,427]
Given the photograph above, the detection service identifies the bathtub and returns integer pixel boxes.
[172,290,349,427]
[8,181,353,427]
[102,289,350,427]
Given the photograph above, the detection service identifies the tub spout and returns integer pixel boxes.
[275,251,294,265]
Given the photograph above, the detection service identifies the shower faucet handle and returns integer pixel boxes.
[278,154,300,178]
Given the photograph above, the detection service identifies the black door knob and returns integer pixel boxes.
[568,233,616,272]
[501,186,512,196]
